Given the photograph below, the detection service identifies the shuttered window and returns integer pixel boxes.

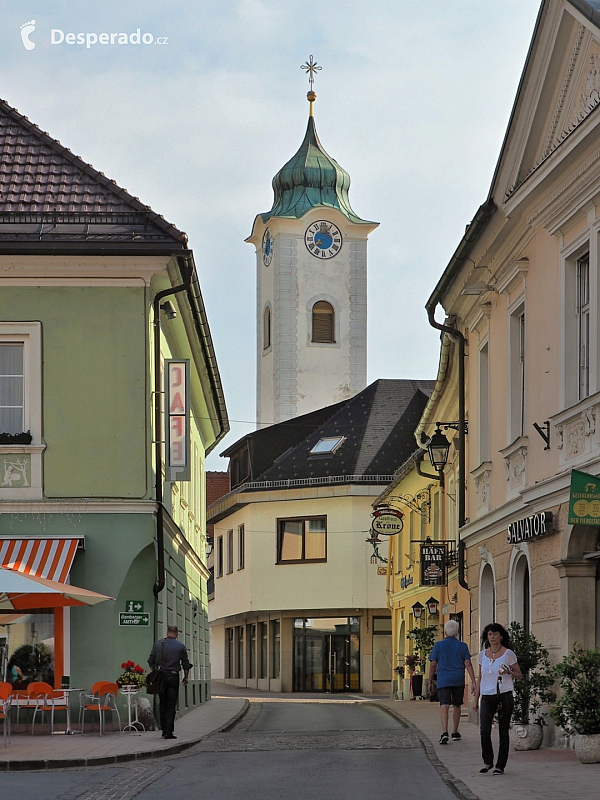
[311,301,334,343]
[263,305,271,349]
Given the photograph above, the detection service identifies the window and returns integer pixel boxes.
[277,517,327,563]
[235,625,244,678]
[247,623,256,679]
[226,627,234,678]
[0,323,41,442]
[238,525,245,570]
[309,436,345,456]
[577,254,590,401]
[216,536,223,578]
[259,622,268,679]
[509,305,525,441]
[311,301,335,343]
[0,344,24,435]
[226,529,234,574]
[271,619,280,679]
[513,554,530,631]
[479,563,495,634]
[263,305,271,350]
[230,447,250,489]
[478,342,490,462]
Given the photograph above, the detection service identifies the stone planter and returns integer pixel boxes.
[574,733,600,763]
[510,723,543,751]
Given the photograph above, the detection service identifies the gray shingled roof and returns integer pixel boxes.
[0,97,186,251]
[226,378,435,487]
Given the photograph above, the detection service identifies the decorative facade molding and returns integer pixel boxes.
[500,437,528,500]
[551,394,600,468]
[543,24,586,158]
[471,462,492,517]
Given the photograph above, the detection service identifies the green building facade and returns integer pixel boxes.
[0,98,228,717]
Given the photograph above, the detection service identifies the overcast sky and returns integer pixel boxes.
[0,1,542,469]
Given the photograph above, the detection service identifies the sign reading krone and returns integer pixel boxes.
[371,507,404,536]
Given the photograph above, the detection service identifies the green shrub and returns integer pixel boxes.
[551,645,600,735]
[508,622,556,725]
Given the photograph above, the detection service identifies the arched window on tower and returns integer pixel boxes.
[312,301,335,343]
[263,305,271,350]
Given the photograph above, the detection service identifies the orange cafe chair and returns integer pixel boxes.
[80,682,121,735]
[13,681,54,727]
[31,687,68,736]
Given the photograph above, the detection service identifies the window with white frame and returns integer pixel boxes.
[237,524,245,570]
[226,529,234,574]
[509,305,525,442]
[577,254,590,401]
[0,322,41,442]
[478,342,490,462]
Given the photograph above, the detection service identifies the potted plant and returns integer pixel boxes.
[507,622,556,750]
[407,625,437,698]
[117,660,146,689]
[551,645,600,763]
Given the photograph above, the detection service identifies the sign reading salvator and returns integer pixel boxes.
[507,512,553,545]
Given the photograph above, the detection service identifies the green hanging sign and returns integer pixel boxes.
[568,469,600,525]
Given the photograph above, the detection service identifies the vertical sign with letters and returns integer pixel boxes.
[166,359,190,481]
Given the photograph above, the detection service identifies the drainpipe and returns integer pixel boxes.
[153,253,193,599]
[426,308,468,591]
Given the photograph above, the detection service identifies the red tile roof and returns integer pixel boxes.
[0,97,186,246]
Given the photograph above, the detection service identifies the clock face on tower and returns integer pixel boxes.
[304,220,342,259]
[262,228,273,266]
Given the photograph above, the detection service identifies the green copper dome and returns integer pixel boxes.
[260,116,369,224]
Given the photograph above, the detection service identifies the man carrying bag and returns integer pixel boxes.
[147,625,192,739]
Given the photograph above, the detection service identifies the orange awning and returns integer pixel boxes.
[0,538,81,583]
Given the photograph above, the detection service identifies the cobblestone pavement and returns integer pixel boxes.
[191,729,420,752]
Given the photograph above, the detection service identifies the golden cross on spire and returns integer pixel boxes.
[301,55,322,90]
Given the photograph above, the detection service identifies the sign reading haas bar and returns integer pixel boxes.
[420,544,447,586]
[166,359,190,482]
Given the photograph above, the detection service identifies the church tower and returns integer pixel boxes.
[247,68,378,426]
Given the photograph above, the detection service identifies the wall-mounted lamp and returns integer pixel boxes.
[412,601,425,620]
[533,421,550,450]
[427,425,452,472]
[205,539,214,559]
[426,597,439,616]
[161,300,178,320]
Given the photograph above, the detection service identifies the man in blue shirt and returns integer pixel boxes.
[428,619,475,745]
[148,625,192,739]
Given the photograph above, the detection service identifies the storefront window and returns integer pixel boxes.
[0,609,55,687]
[271,619,280,679]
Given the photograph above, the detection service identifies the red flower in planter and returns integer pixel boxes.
[126,660,135,668]
[134,665,144,673]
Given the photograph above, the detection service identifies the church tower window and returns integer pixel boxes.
[311,301,335,343]
[263,305,271,350]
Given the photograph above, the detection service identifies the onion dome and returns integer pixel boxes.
[260,95,369,225]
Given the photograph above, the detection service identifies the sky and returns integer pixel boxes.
[0,0,542,469]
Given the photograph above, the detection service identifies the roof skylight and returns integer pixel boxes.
[309,436,346,456]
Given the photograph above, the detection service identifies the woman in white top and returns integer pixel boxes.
[474,623,522,775]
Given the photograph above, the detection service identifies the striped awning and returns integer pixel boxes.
[0,538,81,583]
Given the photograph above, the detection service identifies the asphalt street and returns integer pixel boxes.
[1,702,457,800]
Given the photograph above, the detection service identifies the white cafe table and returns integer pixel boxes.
[120,686,145,734]
[51,687,84,735]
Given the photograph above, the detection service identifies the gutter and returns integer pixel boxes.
[153,254,193,599]
[423,202,496,593]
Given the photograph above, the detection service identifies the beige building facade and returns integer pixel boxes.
[428,0,600,676]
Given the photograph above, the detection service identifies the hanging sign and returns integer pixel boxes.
[166,359,190,482]
[371,507,404,536]
[507,512,553,544]
[568,469,600,525]
[420,543,447,586]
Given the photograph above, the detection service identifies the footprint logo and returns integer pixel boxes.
[20,20,36,51]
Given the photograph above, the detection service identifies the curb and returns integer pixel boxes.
[372,702,480,800]
[0,700,250,773]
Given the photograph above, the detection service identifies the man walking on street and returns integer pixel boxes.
[428,619,475,745]
[148,625,192,739]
